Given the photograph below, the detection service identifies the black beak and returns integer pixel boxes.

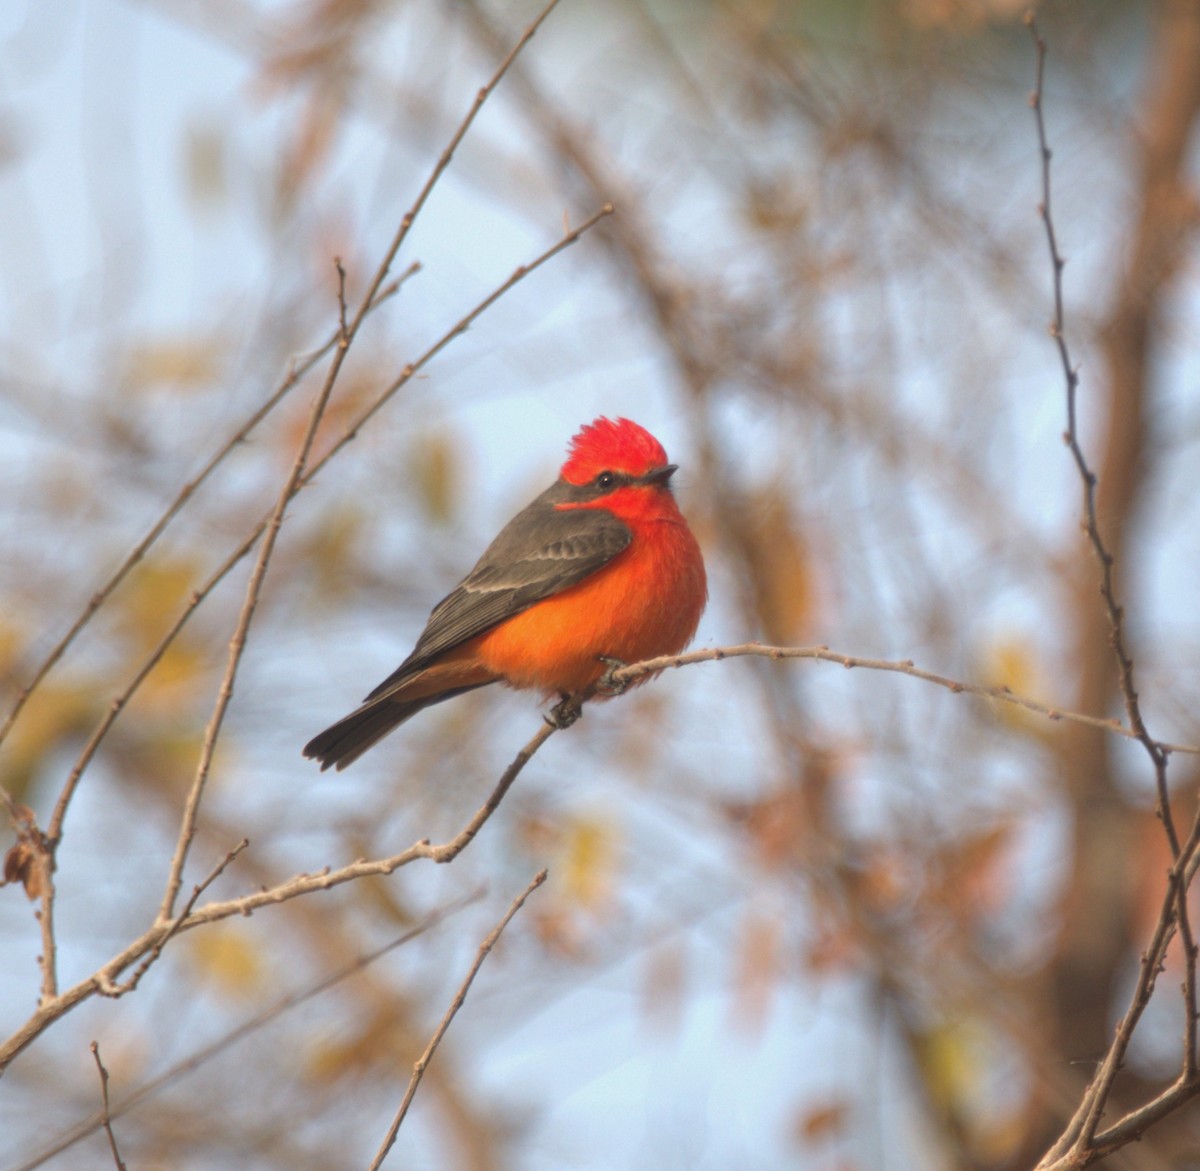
[646,463,678,486]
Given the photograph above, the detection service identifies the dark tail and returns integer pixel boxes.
[303,683,493,771]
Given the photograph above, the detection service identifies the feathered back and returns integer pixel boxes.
[560,417,670,485]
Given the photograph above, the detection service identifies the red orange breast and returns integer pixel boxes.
[474,518,706,695]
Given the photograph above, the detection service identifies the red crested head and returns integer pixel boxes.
[560,417,671,486]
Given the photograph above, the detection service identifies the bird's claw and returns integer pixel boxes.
[597,656,630,696]
[546,692,583,729]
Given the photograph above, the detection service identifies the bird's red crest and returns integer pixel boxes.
[561,417,670,485]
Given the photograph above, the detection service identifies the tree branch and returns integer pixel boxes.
[366,869,548,1171]
[606,643,1200,755]
[1026,10,1200,1163]
[13,890,482,1171]
[89,1041,127,1171]
[0,716,557,1073]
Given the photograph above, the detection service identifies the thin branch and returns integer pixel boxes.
[25,201,607,995]
[1026,12,1198,1161]
[606,643,1200,755]
[1035,814,1200,1169]
[355,0,564,314]
[35,835,57,1008]
[45,203,613,854]
[12,628,1200,1072]
[317,202,615,452]
[25,0,570,989]
[1,273,407,996]
[89,1042,127,1171]
[0,717,557,1073]
[15,891,482,1171]
[1026,16,1174,838]
[1040,810,1200,1168]
[157,349,340,924]
[0,271,410,763]
[427,721,559,862]
[102,839,248,997]
[366,869,548,1171]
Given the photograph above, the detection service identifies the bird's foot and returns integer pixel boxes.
[546,691,584,730]
[597,656,630,696]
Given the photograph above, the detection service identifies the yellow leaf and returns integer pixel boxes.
[743,485,819,644]
[731,911,780,1033]
[302,505,366,603]
[978,635,1039,728]
[408,429,460,526]
[126,337,221,393]
[304,1008,414,1084]
[189,926,265,1000]
[184,120,227,210]
[913,1018,982,1116]
[129,638,210,716]
[121,557,205,651]
[3,682,96,799]
[560,812,618,913]
[0,616,24,675]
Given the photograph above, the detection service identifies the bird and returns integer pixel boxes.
[303,416,707,770]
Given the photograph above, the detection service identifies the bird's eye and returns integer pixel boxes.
[596,470,616,490]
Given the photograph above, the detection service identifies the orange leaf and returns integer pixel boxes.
[731,912,780,1032]
[560,812,619,914]
[189,926,266,1000]
[792,1098,850,1146]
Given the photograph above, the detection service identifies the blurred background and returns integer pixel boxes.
[2,0,1199,1167]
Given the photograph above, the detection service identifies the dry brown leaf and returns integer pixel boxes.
[978,635,1041,730]
[1,804,50,901]
[792,1098,850,1146]
[408,430,461,527]
[188,925,267,1000]
[560,811,618,914]
[641,941,687,1033]
[3,840,47,900]
[742,484,819,645]
[731,911,780,1032]
[126,337,222,394]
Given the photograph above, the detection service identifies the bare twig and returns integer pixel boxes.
[607,643,1200,755]
[44,195,610,862]
[0,717,557,1073]
[1026,17,1174,841]
[20,199,606,1009]
[1026,13,1200,1163]
[24,0,572,995]
[425,721,559,862]
[44,201,614,853]
[1035,819,1200,1170]
[11,626,1200,1074]
[15,891,481,1171]
[101,839,249,997]
[157,353,340,924]
[318,202,615,451]
[89,1042,127,1171]
[356,0,563,323]
[4,277,401,999]
[335,257,350,341]
[366,870,548,1171]
[0,270,411,764]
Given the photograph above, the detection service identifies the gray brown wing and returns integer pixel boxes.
[363,486,630,703]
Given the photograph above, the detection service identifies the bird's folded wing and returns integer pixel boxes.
[363,500,631,703]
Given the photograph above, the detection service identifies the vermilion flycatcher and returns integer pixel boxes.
[304,417,707,770]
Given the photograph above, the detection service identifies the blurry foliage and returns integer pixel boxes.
[124,337,225,396]
[407,429,463,528]
[188,923,269,1002]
